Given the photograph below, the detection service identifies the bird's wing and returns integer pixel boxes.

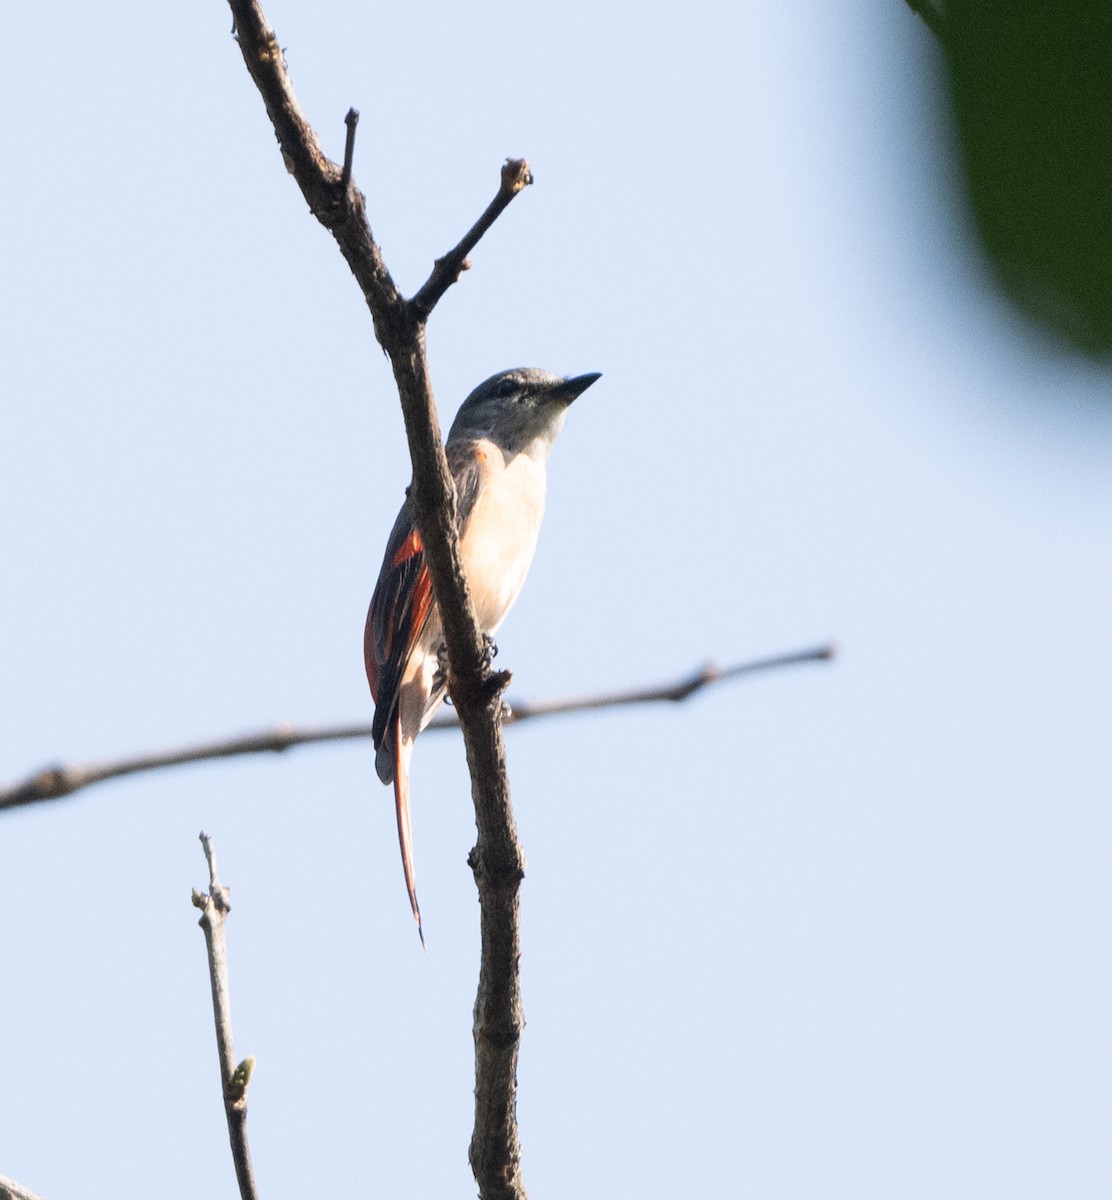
[446,437,488,518]
[364,446,487,758]
[365,503,435,756]
[365,444,491,942]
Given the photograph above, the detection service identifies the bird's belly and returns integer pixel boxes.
[461,453,546,632]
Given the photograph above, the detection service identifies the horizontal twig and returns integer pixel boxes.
[0,645,834,811]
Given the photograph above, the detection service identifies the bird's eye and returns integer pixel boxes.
[495,378,517,399]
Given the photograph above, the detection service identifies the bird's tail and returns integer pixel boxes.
[392,718,424,947]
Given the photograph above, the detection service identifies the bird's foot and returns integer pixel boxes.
[433,636,502,703]
[433,642,450,695]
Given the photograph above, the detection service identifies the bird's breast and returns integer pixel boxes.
[460,446,548,633]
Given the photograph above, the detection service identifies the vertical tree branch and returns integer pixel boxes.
[192,832,259,1200]
[225,3,536,1195]
[466,721,526,1199]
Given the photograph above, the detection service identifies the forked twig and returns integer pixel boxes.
[227,1,540,1189]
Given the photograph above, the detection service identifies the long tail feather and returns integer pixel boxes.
[392,719,424,947]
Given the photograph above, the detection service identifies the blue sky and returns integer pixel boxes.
[3,2,1112,1197]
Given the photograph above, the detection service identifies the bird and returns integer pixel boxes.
[364,367,601,942]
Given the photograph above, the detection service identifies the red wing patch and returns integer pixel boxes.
[367,445,490,751]
[366,507,437,750]
[391,527,424,569]
[399,561,433,662]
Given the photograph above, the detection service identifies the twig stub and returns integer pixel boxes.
[500,158,534,194]
[340,107,359,191]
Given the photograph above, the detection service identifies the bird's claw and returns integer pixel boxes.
[432,642,450,693]
[433,636,497,693]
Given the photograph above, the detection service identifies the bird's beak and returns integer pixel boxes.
[549,372,601,405]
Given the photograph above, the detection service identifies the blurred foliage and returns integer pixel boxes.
[939,0,1112,353]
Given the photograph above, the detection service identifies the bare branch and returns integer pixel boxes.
[228,0,410,362]
[227,3,538,1191]
[0,721,338,810]
[226,0,550,1185]
[503,643,836,718]
[192,833,260,1200]
[0,646,834,811]
[0,1174,49,1200]
[411,158,535,321]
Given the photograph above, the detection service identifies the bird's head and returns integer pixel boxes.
[447,368,601,460]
